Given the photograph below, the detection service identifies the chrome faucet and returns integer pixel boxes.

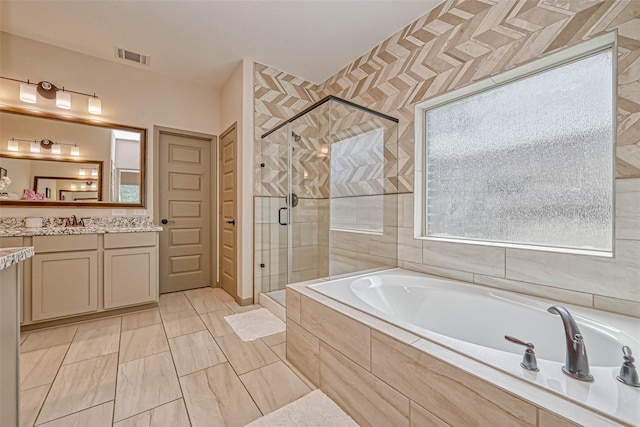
[547,305,593,382]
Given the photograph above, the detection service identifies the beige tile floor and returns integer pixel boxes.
[19,287,314,427]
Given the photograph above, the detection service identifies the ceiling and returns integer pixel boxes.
[0,1,442,89]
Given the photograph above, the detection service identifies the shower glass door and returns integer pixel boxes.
[287,102,330,283]
[256,126,289,305]
[256,96,398,307]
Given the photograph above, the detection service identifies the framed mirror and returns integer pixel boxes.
[0,106,146,207]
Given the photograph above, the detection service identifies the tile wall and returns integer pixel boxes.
[253,1,640,315]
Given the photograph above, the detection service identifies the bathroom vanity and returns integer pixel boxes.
[0,218,161,326]
[0,246,34,426]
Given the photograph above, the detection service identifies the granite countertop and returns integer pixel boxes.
[0,225,163,237]
[0,247,35,270]
[0,216,163,237]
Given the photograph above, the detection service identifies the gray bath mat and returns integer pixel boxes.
[224,308,286,341]
[245,389,358,426]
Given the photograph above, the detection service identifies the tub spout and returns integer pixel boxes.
[547,305,593,382]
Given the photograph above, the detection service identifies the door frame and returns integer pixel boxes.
[153,126,218,288]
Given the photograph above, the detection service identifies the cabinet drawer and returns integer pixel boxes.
[104,232,156,249]
[34,234,98,253]
[0,237,23,248]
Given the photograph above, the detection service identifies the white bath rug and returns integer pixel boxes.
[224,308,286,341]
[245,390,358,427]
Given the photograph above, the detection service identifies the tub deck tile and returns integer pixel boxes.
[371,331,537,427]
[300,295,371,371]
[320,341,410,427]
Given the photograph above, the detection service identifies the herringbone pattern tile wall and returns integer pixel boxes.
[253,0,640,310]
[314,0,640,191]
[255,0,640,196]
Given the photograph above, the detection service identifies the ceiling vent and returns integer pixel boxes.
[114,47,150,66]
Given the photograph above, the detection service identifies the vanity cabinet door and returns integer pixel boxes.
[31,251,98,321]
[104,247,157,309]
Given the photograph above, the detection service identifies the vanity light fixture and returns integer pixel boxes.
[19,83,37,103]
[7,137,79,156]
[88,96,102,115]
[55,90,71,109]
[1,76,102,115]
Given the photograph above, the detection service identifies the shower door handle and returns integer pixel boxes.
[278,207,289,226]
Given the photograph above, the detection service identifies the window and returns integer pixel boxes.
[414,33,615,256]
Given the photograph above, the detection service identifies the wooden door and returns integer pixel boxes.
[219,124,238,298]
[158,130,212,293]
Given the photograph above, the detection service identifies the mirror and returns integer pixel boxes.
[0,106,146,207]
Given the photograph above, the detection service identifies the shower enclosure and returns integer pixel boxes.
[255,96,398,306]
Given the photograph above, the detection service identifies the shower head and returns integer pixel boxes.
[291,132,301,142]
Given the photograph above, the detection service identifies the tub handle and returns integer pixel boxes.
[505,335,539,372]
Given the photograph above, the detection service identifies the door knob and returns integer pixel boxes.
[225,219,236,225]
[161,219,175,225]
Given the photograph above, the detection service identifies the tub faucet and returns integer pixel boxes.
[547,305,593,382]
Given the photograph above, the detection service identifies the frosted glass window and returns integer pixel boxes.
[423,49,614,253]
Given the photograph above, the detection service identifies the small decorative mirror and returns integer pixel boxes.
[0,106,146,207]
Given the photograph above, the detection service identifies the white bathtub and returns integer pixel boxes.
[309,268,640,425]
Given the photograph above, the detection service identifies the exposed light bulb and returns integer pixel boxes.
[20,83,37,103]
[88,97,101,115]
[51,144,61,155]
[56,90,71,109]
[30,142,40,153]
[8,139,19,151]
[70,145,80,156]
